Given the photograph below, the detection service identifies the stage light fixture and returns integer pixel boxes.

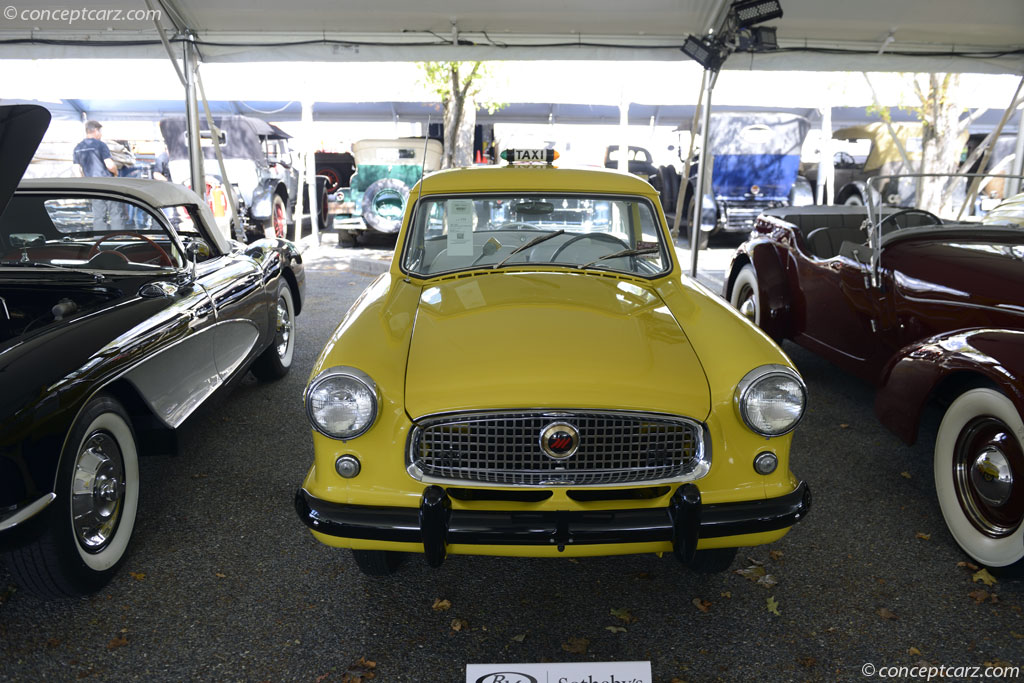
[733,0,783,27]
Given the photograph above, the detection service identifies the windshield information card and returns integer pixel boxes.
[466,661,652,683]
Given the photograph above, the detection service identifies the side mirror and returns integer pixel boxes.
[185,237,212,262]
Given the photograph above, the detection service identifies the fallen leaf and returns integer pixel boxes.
[766,596,781,616]
[969,590,990,604]
[1011,632,1024,640]
[605,626,627,633]
[450,618,469,632]
[692,598,711,613]
[958,561,980,571]
[106,635,128,650]
[915,532,931,541]
[734,564,767,581]
[908,647,922,656]
[510,633,527,643]
[562,637,589,654]
[973,568,998,587]
[769,550,784,561]
[610,607,637,624]
[757,574,779,588]
[798,656,816,667]
[876,608,898,621]
[839,423,849,429]
[720,591,732,599]
[432,598,452,612]
[129,571,146,581]
[46,638,60,648]
[900,471,912,479]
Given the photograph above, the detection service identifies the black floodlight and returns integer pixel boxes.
[738,25,778,51]
[733,0,783,27]
[681,34,727,70]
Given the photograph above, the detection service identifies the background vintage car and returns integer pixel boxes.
[724,192,1024,572]
[295,159,811,577]
[0,104,306,598]
[161,115,329,242]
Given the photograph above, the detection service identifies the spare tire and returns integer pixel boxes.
[361,178,409,234]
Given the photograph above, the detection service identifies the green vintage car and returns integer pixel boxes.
[333,138,442,240]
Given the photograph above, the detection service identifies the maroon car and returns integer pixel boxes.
[724,200,1024,573]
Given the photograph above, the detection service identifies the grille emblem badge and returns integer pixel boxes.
[540,422,580,460]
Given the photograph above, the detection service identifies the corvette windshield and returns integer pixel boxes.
[0,194,184,272]
[402,194,670,278]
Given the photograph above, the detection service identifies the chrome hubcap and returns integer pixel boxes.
[970,447,1013,506]
[739,287,756,322]
[71,432,125,552]
[275,294,293,358]
[954,416,1023,538]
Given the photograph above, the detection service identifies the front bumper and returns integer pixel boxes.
[294,482,811,566]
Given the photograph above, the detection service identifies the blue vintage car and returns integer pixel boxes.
[685,112,814,242]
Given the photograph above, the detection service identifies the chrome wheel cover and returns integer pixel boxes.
[275,293,294,359]
[953,416,1023,538]
[71,431,125,553]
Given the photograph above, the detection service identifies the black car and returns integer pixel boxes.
[0,105,305,597]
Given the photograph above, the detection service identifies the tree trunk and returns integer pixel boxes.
[917,73,967,216]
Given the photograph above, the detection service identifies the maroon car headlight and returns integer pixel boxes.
[305,367,378,440]
[735,365,807,437]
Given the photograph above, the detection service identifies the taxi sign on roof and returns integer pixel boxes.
[500,148,559,164]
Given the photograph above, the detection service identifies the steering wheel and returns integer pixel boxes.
[551,232,630,261]
[833,151,856,167]
[496,221,542,230]
[878,208,942,233]
[87,232,173,267]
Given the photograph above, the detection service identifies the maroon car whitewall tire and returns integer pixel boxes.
[729,264,761,327]
[934,388,1024,570]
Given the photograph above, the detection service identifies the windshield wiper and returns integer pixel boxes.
[493,230,566,268]
[0,261,104,281]
[581,247,660,269]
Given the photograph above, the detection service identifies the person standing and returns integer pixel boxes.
[73,120,126,231]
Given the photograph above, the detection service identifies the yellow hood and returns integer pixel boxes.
[405,271,710,420]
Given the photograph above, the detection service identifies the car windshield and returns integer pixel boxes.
[402,194,670,278]
[0,194,185,273]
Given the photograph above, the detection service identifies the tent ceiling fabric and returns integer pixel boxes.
[0,0,1021,72]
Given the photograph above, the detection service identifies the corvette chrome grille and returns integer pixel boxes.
[407,411,706,487]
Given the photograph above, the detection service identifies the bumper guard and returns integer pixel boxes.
[295,482,811,567]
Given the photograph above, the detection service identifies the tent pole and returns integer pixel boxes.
[690,68,717,279]
[184,36,205,199]
[303,98,320,244]
[672,69,706,240]
[1009,108,1024,198]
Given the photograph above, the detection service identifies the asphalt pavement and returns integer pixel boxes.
[1,237,1021,682]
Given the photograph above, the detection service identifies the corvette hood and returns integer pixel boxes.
[404,271,711,420]
[0,105,50,217]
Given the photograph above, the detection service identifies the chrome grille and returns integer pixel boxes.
[724,205,764,232]
[407,411,706,487]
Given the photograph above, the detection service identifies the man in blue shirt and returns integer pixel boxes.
[73,120,126,231]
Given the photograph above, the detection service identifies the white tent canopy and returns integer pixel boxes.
[0,0,1022,73]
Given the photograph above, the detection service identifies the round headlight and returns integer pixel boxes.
[735,365,807,437]
[305,367,378,440]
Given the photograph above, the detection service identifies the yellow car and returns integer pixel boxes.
[295,152,810,576]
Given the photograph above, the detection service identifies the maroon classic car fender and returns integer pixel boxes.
[725,235,794,341]
[875,328,1024,445]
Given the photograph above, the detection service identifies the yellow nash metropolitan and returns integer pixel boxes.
[295,150,811,576]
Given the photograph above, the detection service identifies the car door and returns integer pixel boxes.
[796,250,883,379]
[175,206,266,381]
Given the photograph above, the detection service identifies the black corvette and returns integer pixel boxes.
[0,105,305,597]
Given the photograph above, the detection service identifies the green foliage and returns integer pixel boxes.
[417,61,506,112]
